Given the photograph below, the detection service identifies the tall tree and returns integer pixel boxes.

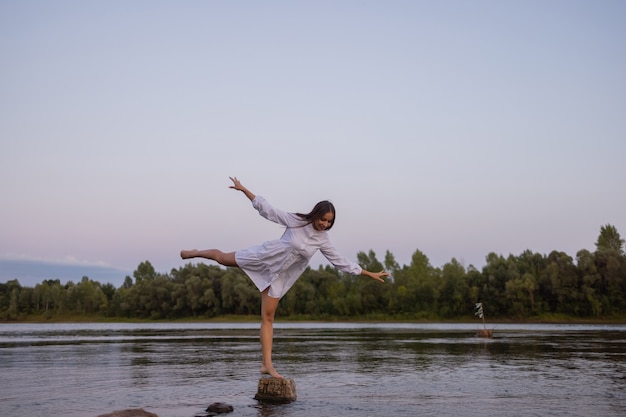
[355,250,388,313]
[383,250,400,278]
[438,258,468,317]
[134,261,157,283]
[402,249,437,315]
[541,251,579,314]
[481,253,514,315]
[595,224,625,255]
[576,249,603,316]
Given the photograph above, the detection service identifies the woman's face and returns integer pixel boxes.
[313,212,334,231]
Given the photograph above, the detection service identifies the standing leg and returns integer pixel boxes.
[180,249,237,267]
[260,288,282,378]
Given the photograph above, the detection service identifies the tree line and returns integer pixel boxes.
[1,225,625,321]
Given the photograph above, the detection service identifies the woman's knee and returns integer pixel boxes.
[262,302,277,322]
[217,251,237,267]
[261,309,275,323]
[261,291,279,322]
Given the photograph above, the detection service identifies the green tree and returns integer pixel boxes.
[576,249,603,316]
[2,280,23,319]
[101,283,116,309]
[383,250,400,279]
[122,276,134,289]
[285,267,343,317]
[33,279,64,316]
[355,250,388,313]
[8,287,20,319]
[505,273,535,316]
[594,250,626,314]
[201,287,219,317]
[539,251,579,314]
[438,258,469,317]
[480,253,514,316]
[220,269,258,315]
[404,249,438,315]
[185,275,204,315]
[513,250,545,314]
[595,224,625,255]
[280,270,317,316]
[134,261,157,284]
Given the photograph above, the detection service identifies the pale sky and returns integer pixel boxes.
[1,0,625,287]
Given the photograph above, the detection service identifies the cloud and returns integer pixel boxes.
[0,252,114,267]
[0,254,131,287]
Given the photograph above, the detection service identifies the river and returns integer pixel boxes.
[1,322,625,417]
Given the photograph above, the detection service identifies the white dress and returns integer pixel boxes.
[235,195,362,299]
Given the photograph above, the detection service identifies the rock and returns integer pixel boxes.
[97,409,158,417]
[254,377,297,403]
[206,402,234,414]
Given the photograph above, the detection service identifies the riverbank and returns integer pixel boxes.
[3,312,625,324]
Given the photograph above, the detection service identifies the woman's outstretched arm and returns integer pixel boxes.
[229,176,256,201]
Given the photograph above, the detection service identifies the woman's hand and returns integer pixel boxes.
[229,176,256,201]
[229,176,245,191]
[362,270,390,283]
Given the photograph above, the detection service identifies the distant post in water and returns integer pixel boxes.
[475,302,493,338]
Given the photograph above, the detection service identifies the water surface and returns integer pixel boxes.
[1,322,624,417]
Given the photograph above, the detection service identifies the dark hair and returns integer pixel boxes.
[296,200,336,230]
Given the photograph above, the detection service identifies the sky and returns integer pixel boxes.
[1,0,625,288]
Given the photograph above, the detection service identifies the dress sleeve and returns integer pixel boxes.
[319,238,363,275]
[252,195,303,227]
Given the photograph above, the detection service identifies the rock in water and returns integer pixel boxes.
[97,409,158,417]
[206,402,234,413]
[254,377,297,403]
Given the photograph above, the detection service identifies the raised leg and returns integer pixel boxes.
[180,249,238,267]
[260,288,282,378]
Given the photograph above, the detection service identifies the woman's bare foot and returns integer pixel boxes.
[261,364,283,379]
[180,250,196,259]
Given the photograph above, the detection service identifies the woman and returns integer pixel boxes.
[181,177,389,378]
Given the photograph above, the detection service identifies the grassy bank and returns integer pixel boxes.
[4,312,625,324]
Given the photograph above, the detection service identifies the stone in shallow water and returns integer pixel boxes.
[206,402,234,413]
[97,409,158,417]
[254,377,297,403]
